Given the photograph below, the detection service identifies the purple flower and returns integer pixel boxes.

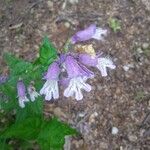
[40,62,60,101]
[79,54,116,77]
[64,76,91,100]
[64,55,94,78]
[27,84,39,102]
[17,80,29,108]
[63,55,93,100]
[71,24,107,44]
[78,54,98,66]
[0,74,8,84]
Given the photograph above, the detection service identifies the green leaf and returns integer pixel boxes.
[39,36,58,66]
[3,53,20,69]
[15,97,43,123]
[1,117,77,150]
[108,18,121,32]
[4,53,33,76]
[0,98,17,112]
[28,65,44,89]
[0,82,18,111]
[0,139,13,150]
[1,117,42,140]
[38,118,77,150]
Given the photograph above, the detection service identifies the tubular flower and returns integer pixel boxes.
[71,24,107,44]
[79,54,116,77]
[17,80,29,108]
[96,57,116,77]
[27,84,40,102]
[63,55,93,100]
[40,62,60,101]
[64,76,91,100]
[64,55,94,78]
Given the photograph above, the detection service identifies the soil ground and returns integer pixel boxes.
[0,0,150,149]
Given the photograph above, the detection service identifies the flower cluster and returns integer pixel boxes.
[40,24,116,101]
[17,24,116,108]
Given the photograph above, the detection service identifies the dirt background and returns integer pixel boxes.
[0,0,150,150]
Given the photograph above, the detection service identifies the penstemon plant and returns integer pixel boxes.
[0,24,116,150]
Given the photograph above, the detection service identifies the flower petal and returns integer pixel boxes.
[71,24,96,44]
[40,80,49,95]
[78,54,97,66]
[75,86,83,101]
[40,80,59,101]
[18,96,29,108]
[97,57,116,76]
[79,80,91,92]
[45,90,52,101]
[53,81,59,99]
[96,64,108,76]
[44,62,60,80]
[17,80,26,97]
[92,28,107,40]
[64,80,74,97]
[19,98,25,108]
[65,55,94,78]
[64,77,91,101]
[28,85,39,102]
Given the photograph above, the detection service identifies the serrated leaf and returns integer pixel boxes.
[38,118,77,150]
[15,97,43,123]
[0,116,77,150]
[39,36,58,65]
[3,53,20,68]
[0,83,18,111]
[4,53,33,76]
[1,117,42,140]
